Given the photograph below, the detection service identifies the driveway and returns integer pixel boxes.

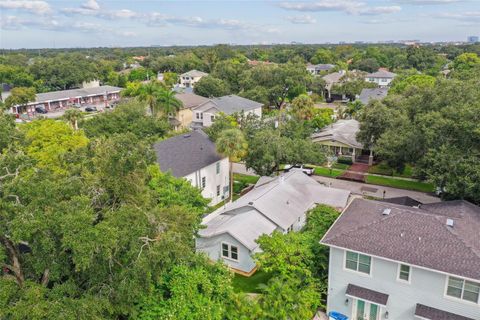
[313,175,440,204]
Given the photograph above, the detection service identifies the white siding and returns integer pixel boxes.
[183,157,229,206]
[326,247,480,319]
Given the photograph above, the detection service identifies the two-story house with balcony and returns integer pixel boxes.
[192,94,263,128]
[321,198,480,320]
[153,130,229,206]
[179,69,208,88]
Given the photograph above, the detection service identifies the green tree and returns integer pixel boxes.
[4,87,36,110]
[63,109,83,130]
[157,89,183,118]
[290,94,315,120]
[216,129,248,201]
[194,76,230,98]
[452,53,480,72]
[390,74,436,94]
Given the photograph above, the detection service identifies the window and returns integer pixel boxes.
[221,243,238,261]
[201,177,206,189]
[196,112,200,120]
[398,264,410,282]
[345,251,371,274]
[211,115,215,122]
[447,277,480,303]
[216,185,220,196]
[216,162,220,174]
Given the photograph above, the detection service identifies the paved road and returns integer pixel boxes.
[312,175,440,204]
[232,162,440,204]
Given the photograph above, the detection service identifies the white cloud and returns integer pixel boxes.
[395,0,461,4]
[0,0,51,14]
[279,0,401,16]
[286,15,317,24]
[81,0,100,11]
[436,11,480,23]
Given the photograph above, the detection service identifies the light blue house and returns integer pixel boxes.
[321,198,480,320]
[196,170,351,275]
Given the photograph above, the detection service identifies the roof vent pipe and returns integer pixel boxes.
[446,219,454,227]
[382,208,391,216]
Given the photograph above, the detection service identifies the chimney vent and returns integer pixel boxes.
[446,219,454,227]
[382,208,391,216]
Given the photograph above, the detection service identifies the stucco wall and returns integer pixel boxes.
[177,109,193,128]
[326,247,480,319]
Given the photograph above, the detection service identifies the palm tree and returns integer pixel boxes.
[157,89,183,118]
[64,109,83,130]
[216,129,248,202]
[137,81,162,116]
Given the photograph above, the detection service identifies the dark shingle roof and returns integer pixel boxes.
[321,198,480,280]
[381,196,422,207]
[153,130,224,177]
[358,87,389,105]
[415,304,475,320]
[345,284,389,306]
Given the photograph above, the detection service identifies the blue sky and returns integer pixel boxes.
[0,0,479,48]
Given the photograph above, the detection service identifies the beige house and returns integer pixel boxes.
[312,119,372,165]
[179,70,208,88]
[171,93,209,130]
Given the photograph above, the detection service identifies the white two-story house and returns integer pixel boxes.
[365,69,396,87]
[179,70,208,88]
[321,198,480,320]
[153,130,229,206]
[192,94,263,128]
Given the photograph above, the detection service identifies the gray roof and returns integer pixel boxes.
[175,93,209,110]
[322,71,345,84]
[321,198,480,280]
[193,95,263,115]
[346,284,389,306]
[307,64,335,71]
[30,85,121,104]
[415,304,474,320]
[181,69,208,77]
[200,170,350,251]
[153,130,224,177]
[312,119,363,149]
[358,87,389,105]
[366,69,397,79]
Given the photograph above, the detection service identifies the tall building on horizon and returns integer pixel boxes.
[467,35,479,43]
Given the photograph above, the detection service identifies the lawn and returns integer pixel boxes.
[313,166,346,178]
[332,162,350,170]
[368,162,414,179]
[366,175,435,193]
[233,173,260,185]
[232,270,271,293]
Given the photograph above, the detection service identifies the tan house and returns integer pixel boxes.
[171,92,209,130]
[312,119,373,165]
[179,70,208,88]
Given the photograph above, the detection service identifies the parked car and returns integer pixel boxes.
[284,164,314,176]
[85,106,98,112]
[35,106,48,114]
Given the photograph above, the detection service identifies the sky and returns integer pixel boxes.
[0,0,479,49]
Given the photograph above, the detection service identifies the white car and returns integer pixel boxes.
[283,164,314,176]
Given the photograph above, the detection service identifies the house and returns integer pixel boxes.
[307,63,336,75]
[358,87,389,105]
[179,69,208,88]
[312,119,372,165]
[365,69,397,87]
[9,85,122,116]
[321,198,480,320]
[170,93,209,130]
[153,130,229,206]
[322,70,346,101]
[196,170,351,275]
[192,94,263,128]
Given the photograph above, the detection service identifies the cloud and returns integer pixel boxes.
[360,17,413,24]
[279,0,401,16]
[436,11,480,24]
[81,0,100,11]
[286,15,317,24]
[0,0,51,14]
[395,0,461,4]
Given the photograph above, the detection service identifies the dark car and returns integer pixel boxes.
[35,106,48,114]
[85,106,98,112]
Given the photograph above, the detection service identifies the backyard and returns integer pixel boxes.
[232,270,272,293]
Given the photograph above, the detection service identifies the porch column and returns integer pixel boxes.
[352,148,356,163]
[339,146,343,155]
[368,149,373,166]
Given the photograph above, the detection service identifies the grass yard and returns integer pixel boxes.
[368,162,415,179]
[366,175,435,193]
[332,162,350,170]
[232,270,271,293]
[313,166,346,178]
[233,173,260,185]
